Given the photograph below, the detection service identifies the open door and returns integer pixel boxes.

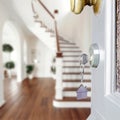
[88,0,120,120]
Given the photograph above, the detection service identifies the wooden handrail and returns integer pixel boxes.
[32,0,62,57]
[31,2,36,14]
[54,20,63,57]
[37,0,55,19]
[54,20,60,52]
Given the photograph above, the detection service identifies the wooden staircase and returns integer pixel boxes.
[33,19,92,108]
[31,0,91,108]
[53,38,91,108]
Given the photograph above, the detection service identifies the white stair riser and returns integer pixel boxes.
[59,40,73,43]
[53,100,91,108]
[63,62,80,66]
[63,57,93,62]
[59,42,68,44]
[63,62,90,66]
[50,34,56,37]
[63,68,91,73]
[63,91,91,97]
[63,57,79,61]
[63,82,91,88]
[63,52,81,56]
[63,74,91,80]
[63,57,93,63]
[61,48,80,51]
[60,44,77,47]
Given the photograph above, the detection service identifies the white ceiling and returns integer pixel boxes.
[0,0,71,40]
[12,0,35,27]
[2,0,70,28]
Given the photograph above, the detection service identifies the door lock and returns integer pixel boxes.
[89,43,100,68]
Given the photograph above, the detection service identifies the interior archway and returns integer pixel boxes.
[2,21,23,82]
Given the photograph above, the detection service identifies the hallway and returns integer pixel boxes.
[0,78,90,120]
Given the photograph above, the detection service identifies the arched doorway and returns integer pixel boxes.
[2,21,24,82]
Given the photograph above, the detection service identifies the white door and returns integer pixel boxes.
[88,0,120,120]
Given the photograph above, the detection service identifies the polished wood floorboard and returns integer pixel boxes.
[0,78,90,120]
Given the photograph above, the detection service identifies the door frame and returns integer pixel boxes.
[105,0,120,104]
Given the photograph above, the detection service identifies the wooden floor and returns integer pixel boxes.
[0,78,90,120]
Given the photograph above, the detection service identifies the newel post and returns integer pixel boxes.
[55,52,63,100]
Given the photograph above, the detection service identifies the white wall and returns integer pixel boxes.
[58,7,92,54]
[0,2,7,107]
[0,0,33,82]
[2,22,20,72]
[40,0,91,54]
[27,37,55,78]
[0,23,5,107]
[2,21,28,82]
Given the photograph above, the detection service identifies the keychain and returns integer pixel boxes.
[77,54,88,100]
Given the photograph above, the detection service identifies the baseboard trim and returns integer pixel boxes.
[53,100,91,108]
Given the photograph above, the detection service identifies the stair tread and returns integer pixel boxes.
[50,35,55,37]
[41,25,47,28]
[60,46,79,48]
[62,50,82,52]
[58,36,69,41]
[60,43,75,45]
[63,55,80,57]
[45,29,52,32]
[63,72,91,75]
[63,79,91,82]
[33,14,39,19]
[34,20,42,23]
[63,87,91,91]
[63,60,79,62]
[49,31,54,33]
[59,39,70,42]
[55,97,91,102]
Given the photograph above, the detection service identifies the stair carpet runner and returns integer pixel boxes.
[54,37,91,108]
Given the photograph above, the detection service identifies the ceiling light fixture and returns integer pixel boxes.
[70,0,102,14]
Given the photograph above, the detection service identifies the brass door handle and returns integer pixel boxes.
[70,0,102,14]
[71,0,85,14]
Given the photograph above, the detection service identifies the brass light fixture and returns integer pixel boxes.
[70,0,102,14]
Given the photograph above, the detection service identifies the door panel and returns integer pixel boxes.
[88,0,120,119]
